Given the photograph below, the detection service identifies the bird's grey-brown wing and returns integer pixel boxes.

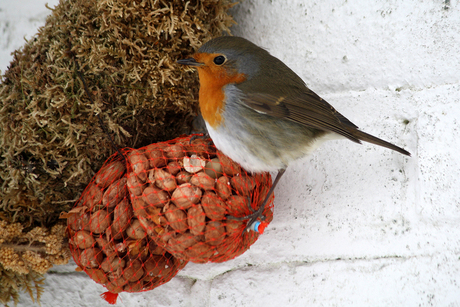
[240,90,362,143]
[239,90,410,156]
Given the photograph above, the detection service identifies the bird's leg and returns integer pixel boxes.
[227,169,286,232]
[245,195,262,215]
[189,114,210,144]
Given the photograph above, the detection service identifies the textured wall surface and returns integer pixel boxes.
[2,0,459,306]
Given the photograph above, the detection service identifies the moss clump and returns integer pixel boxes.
[0,0,235,304]
[0,0,235,229]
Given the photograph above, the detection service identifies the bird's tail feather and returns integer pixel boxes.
[352,130,411,156]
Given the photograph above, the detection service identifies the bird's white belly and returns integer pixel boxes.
[206,121,340,174]
[206,123,278,173]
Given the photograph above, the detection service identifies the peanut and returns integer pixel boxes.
[154,168,177,192]
[95,160,126,188]
[127,172,144,196]
[166,161,182,175]
[126,219,146,240]
[184,242,216,263]
[102,177,128,208]
[176,171,192,184]
[164,144,185,160]
[128,150,149,182]
[143,186,170,208]
[101,256,125,273]
[164,204,188,232]
[183,155,206,173]
[217,151,241,176]
[112,198,133,240]
[144,145,167,168]
[204,158,223,179]
[86,268,109,285]
[187,205,206,236]
[190,171,215,191]
[231,175,255,196]
[122,259,144,282]
[171,183,202,210]
[73,230,95,249]
[215,175,232,200]
[79,247,103,268]
[204,221,226,246]
[89,209,112,234]
[84,184,103,209]
[201,191,226,220]
[167,232,199,254]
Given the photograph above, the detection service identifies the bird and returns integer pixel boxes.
[177,36,410,232]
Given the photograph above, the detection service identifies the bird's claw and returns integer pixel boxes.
[243,206,265,232]
[226,201,266,233]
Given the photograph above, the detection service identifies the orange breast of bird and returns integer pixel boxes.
[193,53,246,128]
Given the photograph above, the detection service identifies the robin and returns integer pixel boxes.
[178,36,410,232]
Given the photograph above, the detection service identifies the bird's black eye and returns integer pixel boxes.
[213,55,226,65]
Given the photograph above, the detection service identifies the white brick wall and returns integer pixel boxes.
[2,0,459,306]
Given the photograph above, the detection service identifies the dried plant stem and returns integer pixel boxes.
[0,243,47,254]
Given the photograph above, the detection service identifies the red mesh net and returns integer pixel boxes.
[126,136,274,263]
[66,135,273,301]
[66,157,187,300]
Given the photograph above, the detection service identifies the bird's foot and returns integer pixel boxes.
[226,196,267,233]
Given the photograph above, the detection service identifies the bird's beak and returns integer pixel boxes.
[177,57,203,67]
